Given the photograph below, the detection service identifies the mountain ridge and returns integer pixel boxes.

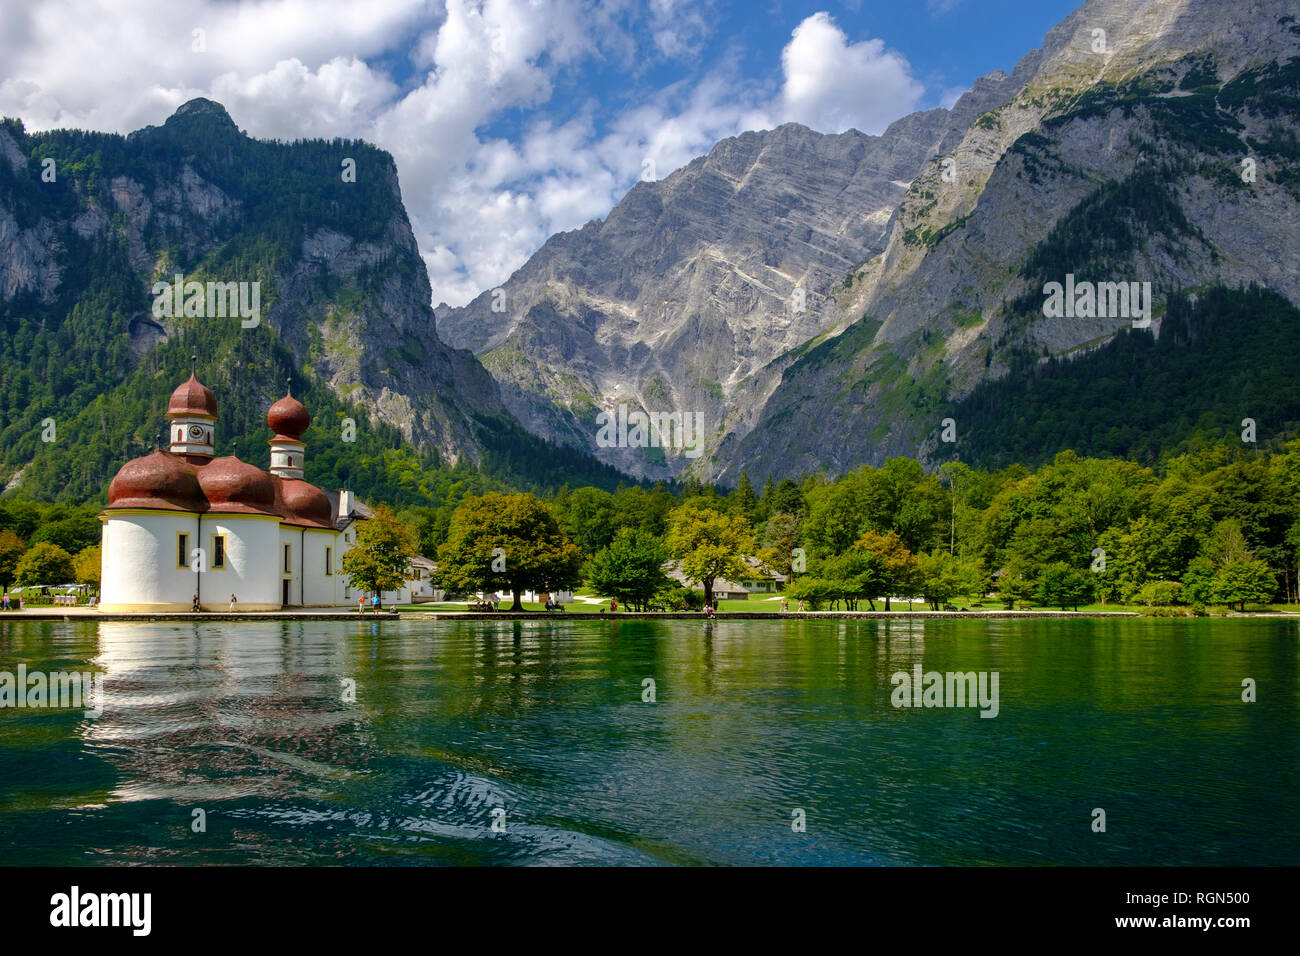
[440,0,1300,483]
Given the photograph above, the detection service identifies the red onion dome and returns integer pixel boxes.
[198,456,278,515]
[167,373,219,419]
[107,450,203,512]
[275,478,335,528]
[267,394,310,440]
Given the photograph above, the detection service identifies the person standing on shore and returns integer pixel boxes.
[372,593,380,613]
[2,592,8,611]
[359,594,366,614]
[229,594,237,612]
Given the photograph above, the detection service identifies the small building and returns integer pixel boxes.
[665,561,751,600]
[736,556,787,594]
[402,556,440,603]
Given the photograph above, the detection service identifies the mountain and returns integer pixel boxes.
[0,98,628,502]
[435,79,1026,479]
[441,0,1300,483]
[724,0,1300,481]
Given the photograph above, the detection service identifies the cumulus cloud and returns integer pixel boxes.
[0,2,930,308]
[777,12,924,135]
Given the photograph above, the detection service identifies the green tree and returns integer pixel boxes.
[784,575,830,611]
[555,486,618,555]
[757,512,801,578]
[1182,556,1217,606]
[820,547,887,610]
[436,492,582,610]
[854,529,920,610]
[730,471,759,523]
[585,528,672,611]
[0,531,24,588]
[1211,559,1276,611]
[14,542,75,585]
[1036,561,1093,610]
[1133,580,1184,606]
[30,511,100,554]
[664,501,755,607]
[998,561,1036,609]
[768,479,805,519]
[341,504,419,597]
[957,555,990,605]
[918,549,965,610]
[73,545,101,589]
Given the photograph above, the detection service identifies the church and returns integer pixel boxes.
[98,370,361,611]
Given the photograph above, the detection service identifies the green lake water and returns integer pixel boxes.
[0,616,1295,866]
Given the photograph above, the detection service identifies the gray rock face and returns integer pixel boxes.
[727,0,1300,482]
[444,0,1300,482]
[437,101,1034,478]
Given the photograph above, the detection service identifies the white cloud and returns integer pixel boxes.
[0,2,929,308]
[777,12,924,135]
[210,58,398,141]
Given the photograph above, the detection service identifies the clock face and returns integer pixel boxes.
[189,425,205,439]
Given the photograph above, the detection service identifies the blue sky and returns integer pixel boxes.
[0,0,1083,306]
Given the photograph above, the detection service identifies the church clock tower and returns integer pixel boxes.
[166,371,218,462]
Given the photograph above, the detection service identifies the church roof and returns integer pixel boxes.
[167,373,219,420]
[105,373,336,528]
[198,455,279,517]
[267,392,310,441]
[274,477,335,529]
[107,449,204,512]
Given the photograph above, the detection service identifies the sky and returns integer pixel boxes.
[0,0,1081,308]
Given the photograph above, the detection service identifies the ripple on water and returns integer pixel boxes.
[0,616,1295,865]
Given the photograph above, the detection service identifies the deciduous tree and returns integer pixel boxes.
[436,493,582,610]
[665,501,755,607]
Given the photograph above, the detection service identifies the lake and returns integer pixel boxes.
[0,616,1295,865]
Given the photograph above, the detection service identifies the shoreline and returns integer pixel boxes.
[0,607,1151,621]
[6,608,1296,622]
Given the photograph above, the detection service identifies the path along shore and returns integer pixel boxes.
[0,607,1158,622]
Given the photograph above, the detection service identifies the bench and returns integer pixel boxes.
[1018,604,1033,611]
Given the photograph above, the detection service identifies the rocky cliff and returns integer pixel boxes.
[0,98,508,498]
[725,0,1300,481]
[441,0,1300,483]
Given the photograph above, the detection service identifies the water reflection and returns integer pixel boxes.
[0,616,1294,865]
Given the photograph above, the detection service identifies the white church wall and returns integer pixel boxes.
[277,527,301,606]
[202,514,280,611]
[100,513,195,611]
[300,527,346,606]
